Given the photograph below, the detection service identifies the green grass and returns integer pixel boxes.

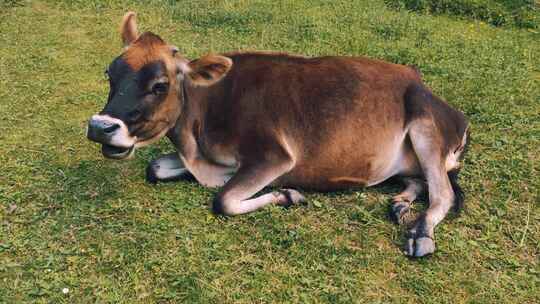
[387,0,539,28]
[0,0,539,303]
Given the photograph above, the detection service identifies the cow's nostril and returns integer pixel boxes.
[103,124,120,134]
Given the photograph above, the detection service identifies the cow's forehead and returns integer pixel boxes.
[122,32,170,71]
[110,55,165,74]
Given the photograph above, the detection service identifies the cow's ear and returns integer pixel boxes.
[120,12,139,47]
[187,55,232,86]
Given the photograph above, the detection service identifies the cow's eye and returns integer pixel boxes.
[152,82,169,95]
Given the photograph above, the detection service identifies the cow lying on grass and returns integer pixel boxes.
[87,12,469,257]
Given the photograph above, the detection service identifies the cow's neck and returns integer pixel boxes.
[166,78,210,148]
[165,78,189,148]
[166,77,232,161]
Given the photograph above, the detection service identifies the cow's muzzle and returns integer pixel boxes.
[87,115,136,159]
[87,118,120,142]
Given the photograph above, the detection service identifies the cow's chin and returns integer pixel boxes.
[102,144,135,160]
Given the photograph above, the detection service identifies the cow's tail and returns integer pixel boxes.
[448,168,464,213]
[449,127,470,214]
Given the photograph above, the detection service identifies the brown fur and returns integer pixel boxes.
[172,53,432,191]
[123,33,172,71]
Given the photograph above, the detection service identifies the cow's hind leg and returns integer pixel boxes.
[391,177,426,225]
[212,157,305,216]
[406,123,456,257]
[146,152,194,184]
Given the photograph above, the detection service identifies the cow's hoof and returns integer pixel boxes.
[145,161,159,184]
[391,201,410,225]
[212,195,227,215]
[277,189,306,207]
[145,159,194,184]
[405,236,435,258]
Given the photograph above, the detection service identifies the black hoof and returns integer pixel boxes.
[211,196,226,215]
[277,189,307,208]
[405,235,435,258]
[390,201,410,225]
[145,160,159,184]
[404,217,435,257]
[145,160,195,184]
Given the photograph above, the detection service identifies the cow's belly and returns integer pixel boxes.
[275,130,420,191]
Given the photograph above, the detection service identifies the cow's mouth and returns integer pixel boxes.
[102,144,134,159]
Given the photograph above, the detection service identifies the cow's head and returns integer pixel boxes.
[87,12,232,159]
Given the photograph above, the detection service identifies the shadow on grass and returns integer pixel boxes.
[16,157,132,233]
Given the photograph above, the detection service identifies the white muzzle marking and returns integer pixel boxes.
[89,114,137,148]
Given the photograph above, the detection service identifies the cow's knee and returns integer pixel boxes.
[211,194,237,216]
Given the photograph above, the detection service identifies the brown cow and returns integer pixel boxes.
[87,13,470,257]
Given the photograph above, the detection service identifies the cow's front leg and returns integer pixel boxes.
[212,159,305,216]
[146,152,194,184]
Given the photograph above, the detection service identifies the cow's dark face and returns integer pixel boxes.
[87,14,187,159]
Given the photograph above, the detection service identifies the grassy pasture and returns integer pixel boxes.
[0,0,539,303]
[388,0,539,28]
